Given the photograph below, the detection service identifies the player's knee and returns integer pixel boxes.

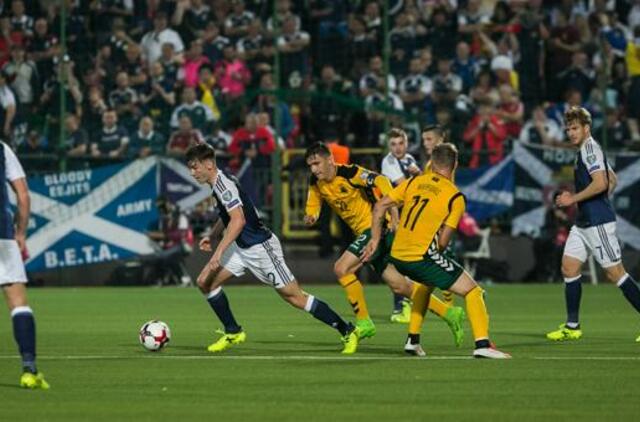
[604,265,626,284]
[333,262,347,278]
[561,263,580,279]
[196,275,209,293]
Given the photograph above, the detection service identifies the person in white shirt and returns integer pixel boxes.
[140,12,185,66]
[380,128,421,323]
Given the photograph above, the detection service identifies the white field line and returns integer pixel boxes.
[0,355,638,361]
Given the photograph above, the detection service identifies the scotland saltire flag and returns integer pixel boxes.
[456,157,514,222]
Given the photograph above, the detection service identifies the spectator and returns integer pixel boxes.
[108,70,140,131]
[276,15,310,88]
[457,0,490,44]
[236,18,264,68]
[519,105,564,146]
[9,0,33,39]
[496,85,524,139]
[547,11,581,100]
[309,64,352,142]
[399,57,432,120]
[255,72,294,140]
[167,115,204,156]
[27,17,57,83]
[490,54,517,90]
[470,69,499,105]
[130,116,166,158]
[16,129,48,154]
[229,112,275,169]
[40,56,83,141]
[119,43,147,93]
[557,51,596,102]
[214,45,251,99]
[2,44,37,118]
[91,109,129,158]
[452,41,479,94]
[625,26,640,142]
[346,16,378,80]
[267,0,301,35]
[172,0,212,44]
[431,56,462,107]
[205,122,232,156]
[359,55,397,97]
[158,42,181,84]
[142,61,176,130]
[140,12,184,66]
[598,108,631,150]
[64,114,89,157]
[462,99,507,168]
[426,6,457,60]
[388,12,423,76]
[0,17,23,68]
[84,86,108,137]
[225,0,255,40]
[195,63,221,121]
[170,86,215,133]
[179,39,210,88]
[202,23,230,65]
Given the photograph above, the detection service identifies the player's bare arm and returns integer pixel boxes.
[9,177,30,252]
[556,170,608,208]
[438,225,456,251]
[199,219,225,252]
[361,195,396,262]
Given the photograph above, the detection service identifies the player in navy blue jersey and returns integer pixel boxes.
[185,144,359,354]
[547,106,640,342]
[0,141,49,389]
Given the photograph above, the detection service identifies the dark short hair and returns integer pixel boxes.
[431,143,458,171]
[186,143,216,163]
[304,142,331,160]
[422,124,446,141]
[564,106,592,127]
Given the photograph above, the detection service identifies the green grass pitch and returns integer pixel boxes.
[0,284,639,421]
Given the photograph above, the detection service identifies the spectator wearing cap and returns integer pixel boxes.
[130,116,165,158]
[168,115,203,156]
[64,114,89,157]
[91,109,129,158]
[141,12,184,66]
[518,105,563,146]
[462,99,507,168]
[490,54,518,90]
[170,86,215,133]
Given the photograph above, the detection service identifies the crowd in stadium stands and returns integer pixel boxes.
[2,0,640,169]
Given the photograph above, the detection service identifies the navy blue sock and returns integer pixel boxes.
[392,293,405,312]
[618,274,640,314]
[206,288,241,334]
[12,307,36,374]
[564,276,582,328]
[305,295,352,336]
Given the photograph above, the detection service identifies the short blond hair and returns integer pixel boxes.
[564,106,592,127]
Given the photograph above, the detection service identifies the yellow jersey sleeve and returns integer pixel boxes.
[387,177,412,206]
[443,193,465,229]
[305,177,323,218]
[347,165,393,194]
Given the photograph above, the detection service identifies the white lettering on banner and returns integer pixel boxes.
[42,244,118,269]
[44,170,92,186]
[116,199,152,217]
[167,182,194,193]
[515,187,543,202]
[542,149,575,165]
[48,182,91,198]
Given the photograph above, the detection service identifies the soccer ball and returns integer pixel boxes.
[139,320,171,351]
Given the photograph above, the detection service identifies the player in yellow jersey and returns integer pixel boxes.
[304,142,465,344]
[362,143,510,358]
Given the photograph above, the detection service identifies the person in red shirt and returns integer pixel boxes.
[167,115,204,156]
[463,99,508,168]
[496,84,524,139]
[228,112,275,169]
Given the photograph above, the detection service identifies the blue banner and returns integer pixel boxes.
[19,158,159,272]
[456,156,514,222]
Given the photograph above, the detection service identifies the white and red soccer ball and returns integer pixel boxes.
[139,320,171,351]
